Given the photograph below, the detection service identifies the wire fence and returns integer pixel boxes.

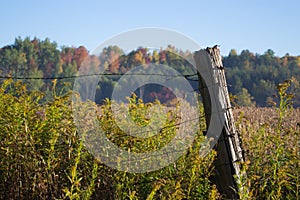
[0,72,208,148]
[0,73,199,80]
[0,68,219,199]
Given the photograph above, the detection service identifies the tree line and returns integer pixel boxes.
[0,37,299,106]
[224,49,300,107]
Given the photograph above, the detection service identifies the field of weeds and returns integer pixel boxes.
[0,79,299,199]
[233,107,299,199]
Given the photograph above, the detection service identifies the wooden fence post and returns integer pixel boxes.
[194,46,245,199]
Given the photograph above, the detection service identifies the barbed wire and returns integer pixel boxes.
[0,73,198,80]
[0,72,208,149]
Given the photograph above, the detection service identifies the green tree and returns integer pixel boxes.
[236,88,256,107]
[27,69,44,91]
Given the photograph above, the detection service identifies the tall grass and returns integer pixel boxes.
[235,80,299,199]
[1,79,298,199]
[0,79,218,199]
[0,79,98,199]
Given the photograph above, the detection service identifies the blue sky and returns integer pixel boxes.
[1,0,299,56]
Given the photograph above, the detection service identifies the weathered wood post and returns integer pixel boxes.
[194,46,245,199]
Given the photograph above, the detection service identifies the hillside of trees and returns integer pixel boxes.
[0,37,299,107]
[224,49,300,106]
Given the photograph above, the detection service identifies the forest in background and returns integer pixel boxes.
[0,37,299,107]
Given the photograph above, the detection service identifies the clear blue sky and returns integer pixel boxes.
[1,0,299,56]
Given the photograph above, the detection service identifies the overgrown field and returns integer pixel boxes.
[234,107,299,199]
[0,79,299,199]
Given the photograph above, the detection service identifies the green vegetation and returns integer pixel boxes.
[0,79,299,199]
[0,80,218,199]
[0,79,97,199]
[0,38,299,199]
[234,80,299,199]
